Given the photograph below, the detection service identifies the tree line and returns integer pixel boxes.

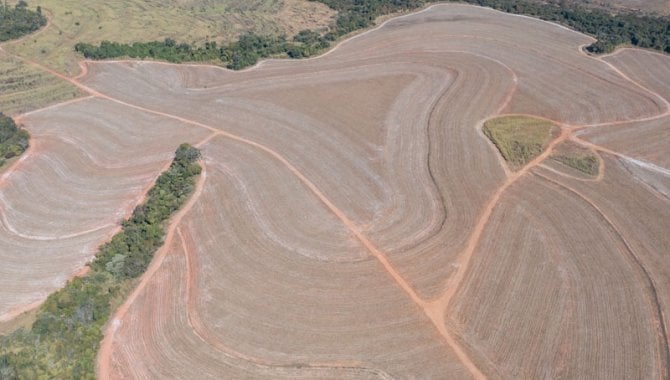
[74,0,669,70]
[310,0,670,53]
[0,1,46,42]
[0,144,202,379]
[0,113,29,167]
[75,31,334,70]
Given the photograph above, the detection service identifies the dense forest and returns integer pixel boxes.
[0,144,202,379]
[76,0,669,68]
[0,113,29,167]
[0,1,46,42]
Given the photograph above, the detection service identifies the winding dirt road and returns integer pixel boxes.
[2,3,670,379]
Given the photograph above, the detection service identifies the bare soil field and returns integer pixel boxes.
[0,98,208,321]
[1,3,669,379]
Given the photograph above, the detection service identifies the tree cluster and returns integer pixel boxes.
[0,1,46,42]
[454,0,670,53]
[75,30,335,70]
[0,144,202,379]
[0,113,29,167]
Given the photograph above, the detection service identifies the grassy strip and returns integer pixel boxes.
[483,116,555,169]
[553,154,599,176]
[0,1,46,42]
[0,113,29,167]
[0,144,202,379]
[550,141,600,176]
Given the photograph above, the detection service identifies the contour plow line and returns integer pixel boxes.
[176,228,395,379]
[534,171,670,380]
[11,59,490,378]
[424,125,571,349]
[10,39,670,380]
[6,54,486,377]
[98,160,208,380]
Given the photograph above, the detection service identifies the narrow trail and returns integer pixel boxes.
[15,44,670,380]
[2,29,488,379]
[534,171,670,380]
[176,228,395,380]
[97,159,208,380]
[424,125,571,327]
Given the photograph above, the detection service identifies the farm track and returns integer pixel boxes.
[534,171,670,379]
[1,4,670,378]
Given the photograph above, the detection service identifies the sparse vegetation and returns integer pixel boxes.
[483,116,555,169]
[0,54,82,116]
[0,1,46,42]
[553,154,599,176]
[0,144,202,379]
[0,113,29,167]
[551,142,600,176]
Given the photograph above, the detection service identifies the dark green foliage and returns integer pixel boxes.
[312,0,425,34]
[75,39,220,63]
[0,144,202,379]
[91,143,202,279]
[0,1,46,42]
[76,30,335,69]
[448,0,670,54]
[0,113,29,166]
[73,0,669,68]
[310,0,670,54]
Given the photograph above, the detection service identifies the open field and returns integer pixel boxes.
[5,0,335,75]
[0,97,208,322]
[0,3,669,379]
[0,0,334,116]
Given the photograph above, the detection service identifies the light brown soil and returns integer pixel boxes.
[1,3,669,379]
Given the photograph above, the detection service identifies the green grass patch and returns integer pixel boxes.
[551,142,599,176]
[483,115,555,169]
[553,155,599,176]
[0,144,202,379]
[0,52,82,116]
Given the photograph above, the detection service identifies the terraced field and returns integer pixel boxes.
[1,3,669,379]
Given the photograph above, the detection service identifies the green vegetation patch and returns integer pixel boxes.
[551,142,599,176]
[0,1,46,42]
[75,30,335,70]
[0,144,202,379]
[0,113,29,167]
[483,115,555,169]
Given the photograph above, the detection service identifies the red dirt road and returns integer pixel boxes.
[2,4,670,379]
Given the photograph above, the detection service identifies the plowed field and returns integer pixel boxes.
[2,3,669,379]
